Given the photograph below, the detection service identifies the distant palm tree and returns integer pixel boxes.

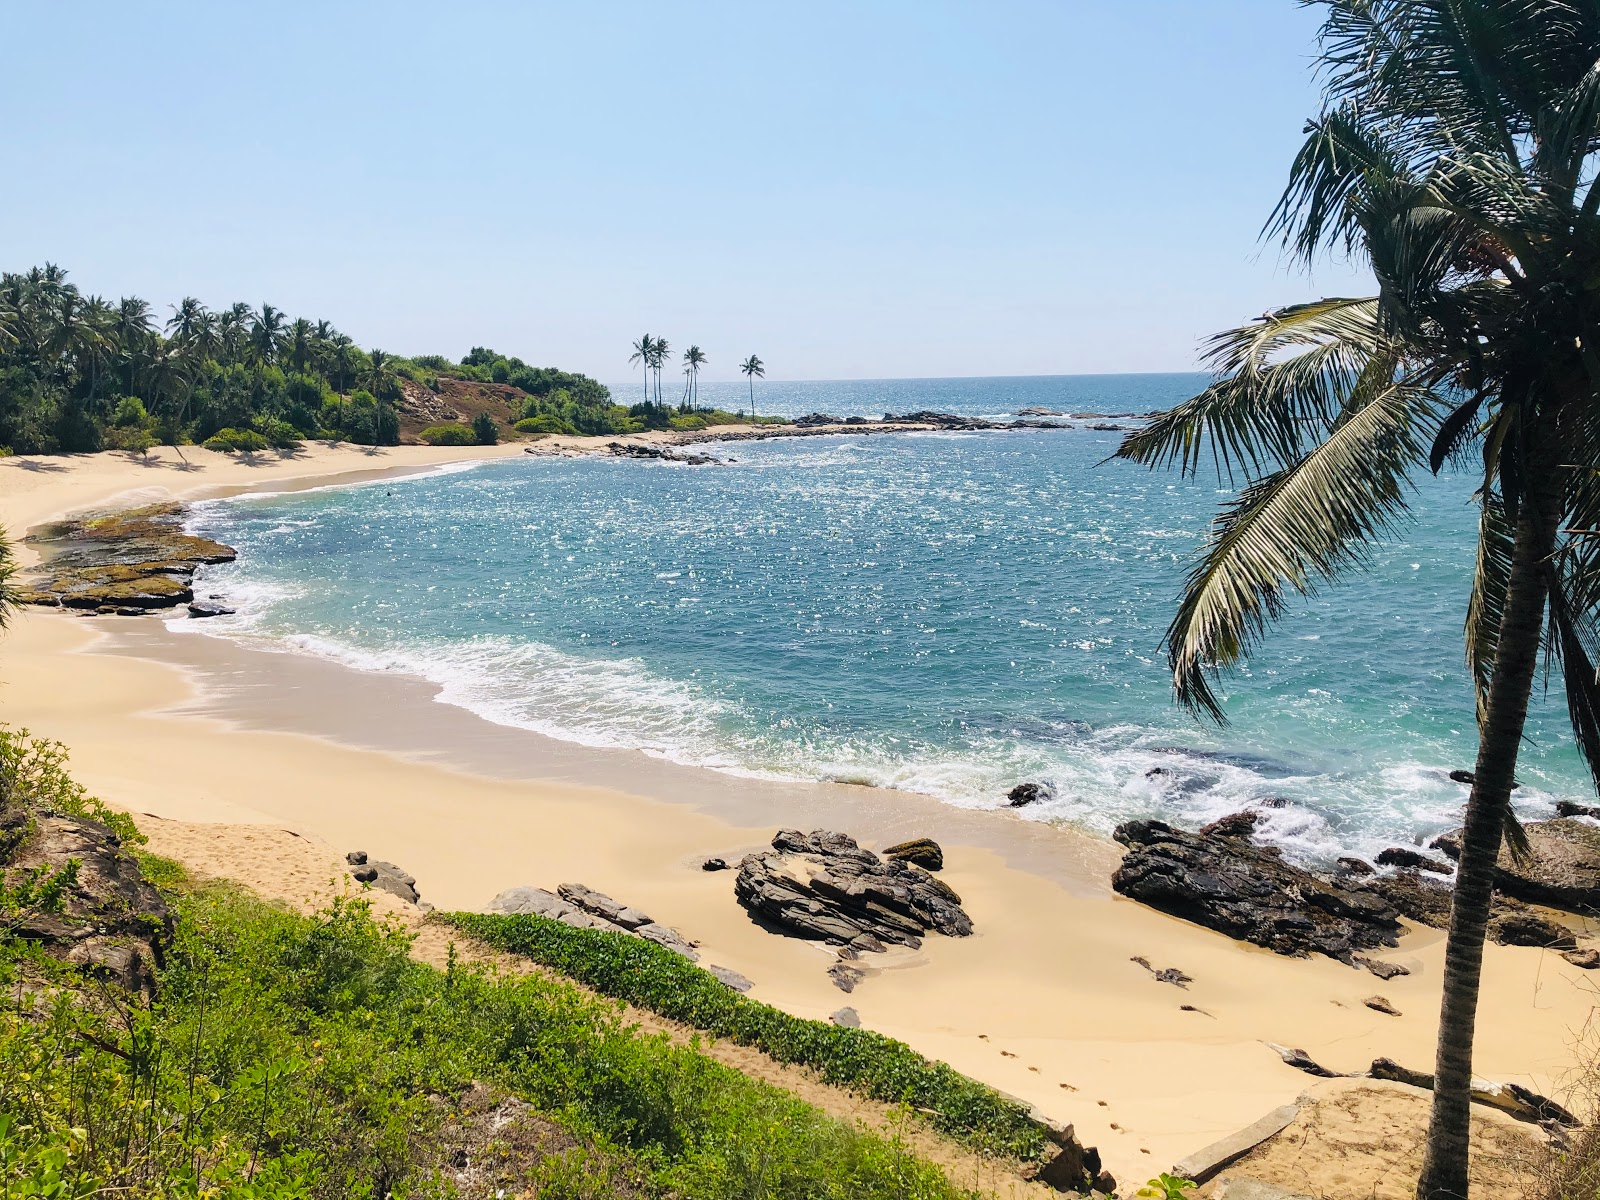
[651,336,669,406]
[682,345,706,411]
[740,355,765,417]
[250,303,285,366]
[629,334,654,406]
[1114,6,1600,1197]
[364,349,397,445]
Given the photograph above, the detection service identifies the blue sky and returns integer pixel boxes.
[4,2,1369,381]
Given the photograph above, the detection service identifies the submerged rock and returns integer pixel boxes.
[1375,846,1452,874]
[734,829,974,955]
[1556,801,1600,819]
[1111,819,1401,961]
[1007,782,1051,807]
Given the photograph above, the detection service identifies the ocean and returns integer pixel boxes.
[179,373,1585,863]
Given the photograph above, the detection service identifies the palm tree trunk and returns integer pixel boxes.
[1416,460,1562,1200]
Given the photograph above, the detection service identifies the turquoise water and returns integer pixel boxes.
[182,374,1585,862]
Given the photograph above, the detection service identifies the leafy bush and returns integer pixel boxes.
[418,423,476,446]
[251,417,304,450]
[0,725,141,845]
[202,427,270,453]
[109,396,149,428]
[514,413,576,436]
[445,912,1047,1161]
[668,414,708,431]
[471,411,499,445]
[103,426,157,454]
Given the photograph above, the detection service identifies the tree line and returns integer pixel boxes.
[628,334,766,418]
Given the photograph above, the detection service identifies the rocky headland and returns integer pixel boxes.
[18,501,236,616]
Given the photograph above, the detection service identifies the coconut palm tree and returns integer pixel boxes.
[1115,6,1600,1197]
[682,345,706,411]
[629,334,654,406]
[651,336,669,406]
[740,354,765,417]
[249,303,285,366]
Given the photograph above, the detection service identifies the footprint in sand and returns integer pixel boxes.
[1059,1082,1078,1091]
[1000,1050,1016,1058]
[1028,1066,1040,1073]
[1110,1123,1122,1132]
[1097,1100,1108,1107]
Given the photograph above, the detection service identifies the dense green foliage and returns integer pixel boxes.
[417,423,478,447]
[470,412,499,446]
[444,913,1048,1162]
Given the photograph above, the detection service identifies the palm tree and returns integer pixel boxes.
[1115,6,1600,1197]
[249,303,285,366]
[740,354,765,417]
[629,334,654,406]
[682,345,706,411]
[651,336,669,406]
[364,349,397,445]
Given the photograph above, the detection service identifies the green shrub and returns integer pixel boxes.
[0,725,142,845]
[471,412,499,445]
[445,912,1048,1162]
[109,396,149,428]
[251,417,304,450]
[668,414,708,431]
[417,423,476,446]
[515,413,577,436]
[202,427,270,453]
[103,426,157,454]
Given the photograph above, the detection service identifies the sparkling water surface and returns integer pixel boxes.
[182,374,1585,862]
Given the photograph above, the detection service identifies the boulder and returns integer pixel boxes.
[734,829,974,955]
[1200,811,1260,840]
[882,837,944,871]
[187,601,236,618]
[1557,801,1600,819]
[3,805,172,996]
[1336,857,1376,877]
[1436,818,1600,913]
[1488,908,1577,950]
[1374,846,1452,874]
[1111,819,1401,961]
[1007,782,1052,807]
[1365,869,1453,927]
[830,1006,861,1028]
[699,856,729,872]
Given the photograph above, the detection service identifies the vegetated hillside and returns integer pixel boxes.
[0,727,991,1200]
[395,376,531,443]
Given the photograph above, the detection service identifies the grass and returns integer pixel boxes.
[444,912,1049,1163]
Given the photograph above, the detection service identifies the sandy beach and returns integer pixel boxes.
[0,443,1585,1189]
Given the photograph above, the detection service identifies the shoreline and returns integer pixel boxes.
[0,444,1589,1188]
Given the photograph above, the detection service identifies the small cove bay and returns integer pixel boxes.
[183,374,1581,864]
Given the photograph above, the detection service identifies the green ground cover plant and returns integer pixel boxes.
[445,912,1048,1162]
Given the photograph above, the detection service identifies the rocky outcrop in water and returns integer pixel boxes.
[19,502,235,615]
[603,441,719,466]
[734,829,973,953]
[1111,819,1402,961]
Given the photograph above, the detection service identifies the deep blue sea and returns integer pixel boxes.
[182,374,1587,863]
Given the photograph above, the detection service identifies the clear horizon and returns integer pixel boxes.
[4,2,1372,383]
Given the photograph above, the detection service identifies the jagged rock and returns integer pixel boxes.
[882,837,943,871]
[1336,857,1376,877]
[1354,954,1410,980]
[1488,908,1577,950]
[3,805,171,996]
[1007,782,1051,807]
[558,881,653,930]
[1557,801,1600,819]
[1449,769,1476,785]
[1563,948,1600,968]
[488,886,570,918]
[1366,869,1454,927]
[1031,1121,1113,1193]
[1200,811,1259,840]
[367,860,422,906]
[830,1006,861,1027]
[346,850,368,865]
[187,601,235,618]
[734,830,974,954]
[1436,818,1600,913]
[1111,820,1401,960]
[634,921,700,961]
[1375,846,1452,874]
[1017,406,1064,416]
[708,965,752,992]
[1363,995,1400,1016]
[604,441,717,466]
[700,856,728,872]
[1368,1058,1578,1127]
[1266,1043,1346,1077]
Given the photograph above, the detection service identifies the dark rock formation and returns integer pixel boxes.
[882,837,943,871]
[187,601,236,618]
[604,441,718,466]
[827,961,865,992]
[1488,908,1577,950]
[1449,769,1476,785]
[1336,857,1376,878]
[1364,995,1400,1016]
[1366,870,1453,928]
[699,856,729,871]
[734,829,974,954]
[4,805,171,995]
[1435,818,1600,913]
[1564,948,1600,968]
[1111,819,1401,961]
[1200,811,1259,840]
[1374,846,1452,874]
[1130,955,1192,988]
[1557,800,1600,819]
[1017,406,1065,416]
[1354,955,1410,980]
[21,502,236,614]
[1007,782,1051,807]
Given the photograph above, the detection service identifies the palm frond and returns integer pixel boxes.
[1164,380,1436,719]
